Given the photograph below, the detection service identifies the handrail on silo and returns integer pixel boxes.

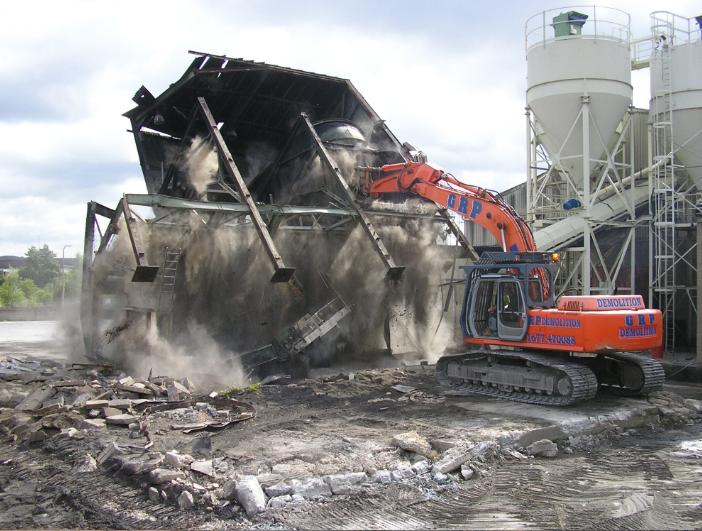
[651,11,701,46]
[525,5,631,52]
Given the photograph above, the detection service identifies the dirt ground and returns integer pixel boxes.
[1,324,702,529]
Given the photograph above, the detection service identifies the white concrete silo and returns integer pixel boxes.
[526,9,632,186]
[525,7,639,296]
[650,12,702,185]
[648,11,702,352]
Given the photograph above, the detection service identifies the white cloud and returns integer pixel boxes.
[1,0,701,255]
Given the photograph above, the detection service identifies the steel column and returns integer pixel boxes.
[300,112,404,280]
[196,96,295,283]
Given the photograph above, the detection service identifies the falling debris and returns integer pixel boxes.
[79,51,472,385]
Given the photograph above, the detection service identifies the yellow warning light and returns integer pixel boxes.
[551,253,560,262]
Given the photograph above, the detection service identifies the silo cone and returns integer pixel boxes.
[527,15,632,188]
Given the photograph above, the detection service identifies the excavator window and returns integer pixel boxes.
[497,281,527,341]
[528,278,544,304]
[470,279,498,337]
[468,277,526,341]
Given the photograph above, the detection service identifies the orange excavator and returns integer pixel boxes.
[362,161,664,405]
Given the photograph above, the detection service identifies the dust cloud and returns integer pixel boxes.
[181,136,218,196]
[86,143,464,385]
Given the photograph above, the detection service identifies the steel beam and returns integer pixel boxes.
[196,97,295,283]
[80,202,97,358]
[96,199,124,255]
[122,195,160,282]
[300,112,404,280]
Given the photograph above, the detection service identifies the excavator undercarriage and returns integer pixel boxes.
[366,163,666,407]
[437,349,664,406]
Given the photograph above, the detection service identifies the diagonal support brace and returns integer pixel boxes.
[436,207,479,261]
[300,112,404,280]
[122,195,160,282]
[196,97,294,283]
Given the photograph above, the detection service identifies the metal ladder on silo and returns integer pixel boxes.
[157,247,181,337]
[650,21,676,353]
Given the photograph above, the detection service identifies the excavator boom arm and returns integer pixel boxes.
[367,162,536,253]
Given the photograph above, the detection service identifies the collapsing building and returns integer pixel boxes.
[80,52,472,380]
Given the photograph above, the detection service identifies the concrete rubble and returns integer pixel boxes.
[527,439,559,458]
[234,476,267,516]
[2,354,702,526]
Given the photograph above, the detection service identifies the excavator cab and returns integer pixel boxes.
[462,252,556,342]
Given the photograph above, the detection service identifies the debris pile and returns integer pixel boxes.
[81,51,468,383]
[0,357,254,450]
[3,353,702,524]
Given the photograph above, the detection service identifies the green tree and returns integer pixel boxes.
[0,269,27,308]
[19,277,52,307]
[21,244,60,288]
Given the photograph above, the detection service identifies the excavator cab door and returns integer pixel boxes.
[466,276,527,341]
[496,280,528,341]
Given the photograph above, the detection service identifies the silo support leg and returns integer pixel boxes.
[300,112,404,280]
[122,195,160,283]
[196,97,295,283]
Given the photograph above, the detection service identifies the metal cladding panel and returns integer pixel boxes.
[651,41,702,185]
[527,38,632,185]
[630,108,650,172]
[124,53,407,202]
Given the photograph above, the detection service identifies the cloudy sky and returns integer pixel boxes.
[1,0,698,257]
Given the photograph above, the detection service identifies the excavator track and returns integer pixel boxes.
[437,350,599,406]
[591,351,665,396]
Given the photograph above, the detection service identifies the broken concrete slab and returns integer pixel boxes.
[264,482,292,498]
[118,454,164,475]
[460,464,475,480]
[527,439,558,458]
[291,477,332,498]
[148,486,160,502]
[411,460,432,476]
[83,400,109,410]
[102,407,122,418]
[191,460,215,477]
[164,450,194,469]
[323,472,367,494]
[106,414,137,426]
[432,441,498,474]
[14,387,55,411]
[268,495,292,509]
[178,490,194,510]
[71,393,94,408]
[74,454,97,473]
[97,442,123,465]
[371,470,392,484]
[149,468,185,484]
[107,399,133,409]
[118,384,153,396]
[392,431,433,458]
[390,465,416,481]
[79,418,106,430]
[235,475,267,516]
